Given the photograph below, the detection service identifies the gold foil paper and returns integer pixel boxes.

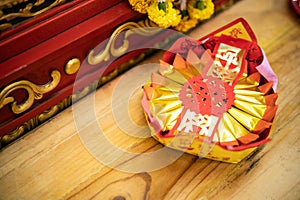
[142,18,278,163]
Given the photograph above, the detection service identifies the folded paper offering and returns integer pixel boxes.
[142,18,278,163]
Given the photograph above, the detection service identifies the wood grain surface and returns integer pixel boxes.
[0,0,299,199]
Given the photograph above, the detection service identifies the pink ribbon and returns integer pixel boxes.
[256,49,278,91]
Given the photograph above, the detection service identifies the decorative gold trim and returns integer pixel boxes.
[0,21,177,148]
[65,58,81,75]
[0,23,12,31]
[0,50,155,148]
[0,70,61,114]
[87,19,161,65]
[0,0,67,31]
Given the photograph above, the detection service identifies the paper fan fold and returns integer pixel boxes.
[142,18,278,163]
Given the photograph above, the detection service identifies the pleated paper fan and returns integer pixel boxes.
[142,18,278,163]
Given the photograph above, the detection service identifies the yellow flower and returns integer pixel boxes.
[147,2,181,28]
[188,0,214,21]
[128,0,151,14]
[175,16,199,32]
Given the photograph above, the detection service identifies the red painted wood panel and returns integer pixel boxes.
[0,1,149,135]
[0,0,123,62]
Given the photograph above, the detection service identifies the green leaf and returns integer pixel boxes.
[195,1,206,10]
[158,2,167,12]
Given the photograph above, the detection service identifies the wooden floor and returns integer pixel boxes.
[1,0,299,199]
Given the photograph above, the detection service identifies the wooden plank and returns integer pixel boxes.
[0,0,299,199]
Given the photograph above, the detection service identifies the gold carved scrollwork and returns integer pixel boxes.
[0,50,155,148]
[0,0,67,31]
[0,26,175,148]
[87,19,162,65]
[0,70,61,114]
